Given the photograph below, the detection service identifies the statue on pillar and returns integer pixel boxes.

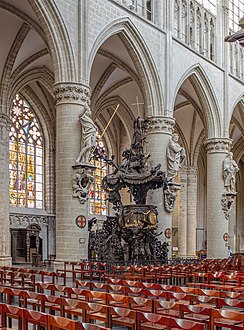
[166,133,186,180]
[223,152,239,193]
[76,105,97,164]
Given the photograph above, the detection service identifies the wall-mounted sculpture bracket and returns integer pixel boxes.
[164,181,181,213]
[72,163,95,204]
[221,192,237,220]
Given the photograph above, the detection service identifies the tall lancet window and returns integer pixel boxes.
[196,9,202,52]
[174,0,180,37]
[181,1,188,43]
[203,17,209,57]
[9,94,44,209]
[90,133,108,216]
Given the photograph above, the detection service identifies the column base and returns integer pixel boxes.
[0,256,12,266]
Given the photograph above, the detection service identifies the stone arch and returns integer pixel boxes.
[10,66,54,104]
[233,138,244,164]
[193,130,205,167]
[88,17,164,116]
[94,96,134,139]
[27,0,76,82]
[172,64,222,138]
[228,93,244,126]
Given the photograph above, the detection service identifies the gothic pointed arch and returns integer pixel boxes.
[27,0,76,82]
[88,17,164,116]
[172,64,222,138]
[229,93,244,122]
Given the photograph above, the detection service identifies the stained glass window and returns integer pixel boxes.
[90,133,108,216]
[9,94,44,209]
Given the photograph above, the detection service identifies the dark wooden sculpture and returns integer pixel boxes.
[89,117,168,264]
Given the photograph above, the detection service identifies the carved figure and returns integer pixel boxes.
[167,133,186,179]
[76,106,97,163]
[221,193,236,220]
[72,169,93,204]
[88,217,97,260]
[223,152,239,193]
[131,117,149,156]
[164,182,181,213]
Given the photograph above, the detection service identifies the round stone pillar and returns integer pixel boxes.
[146,116,175,257]
[53,83,92,263]
[178,166,188,257]
[206,138,231,258]
[0,113,12,266]
[187,166,198,257]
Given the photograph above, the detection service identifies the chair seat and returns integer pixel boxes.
[87,311,107,320]
[157,310,179,317]
[215,318,243,326]
[112,315,135,325]
[184,314,209,321]
[140,321,166,330]
[131,305,152,312]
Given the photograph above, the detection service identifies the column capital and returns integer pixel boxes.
[0,113,11,131]
[146,116,175,135]
[53,82,91,106]
[205,138,232,154]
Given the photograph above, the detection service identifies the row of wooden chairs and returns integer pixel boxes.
[57,259,244,284]
[0,269,65,293]
[0,303,109,330]
[32,282,244,311]
[75,278,244,296]
[1,292,244,330]
[3,283,244,315]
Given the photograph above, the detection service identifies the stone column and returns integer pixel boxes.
[146,116,175,257]
[187,166,198,257]
[0,113,12,266]
[205,138,231,258]
[178,166,188,257]
[53,83,92,264]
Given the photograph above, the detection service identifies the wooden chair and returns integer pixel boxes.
[191,295,217,308]
[167,292,193,304]
[22,308,48,330]
[212,308,244,330]
[1,303,23,330]
[91,282,108,292]
[42,294,63,315]
[76,280,92,290]
[80,302,109,327]
[105,277,123,285]
[125,287,147,297]
[107,284,125,294]
[48,314,77,330]
[129,296,154,313]
[61,298,85,320]
[85,290,107,305]
[154,300,180,317]
[67,287,87,300]
[109,306,137,330]
[106,293,129,308]
[217,298,244,310]
[137,311,205,330]
[179,304,213,325]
